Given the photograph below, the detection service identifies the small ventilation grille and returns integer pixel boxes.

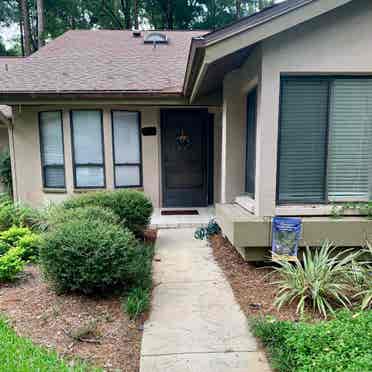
[144,32,168,44]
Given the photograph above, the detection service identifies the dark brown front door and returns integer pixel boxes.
[161,109,209,207]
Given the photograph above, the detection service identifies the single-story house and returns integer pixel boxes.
[0,0,371,259]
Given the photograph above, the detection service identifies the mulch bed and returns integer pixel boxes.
[210,234,315,321]
[0,267,145,372]
[0,229,158,371]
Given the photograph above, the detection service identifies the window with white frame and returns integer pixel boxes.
[71,110,105,188]
[39,111,65,188]
[111,111,142,187]
[277,77,372,204]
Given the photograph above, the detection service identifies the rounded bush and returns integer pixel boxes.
[40,218,143,294]
[62,190,153,235]
[47,206,120,230]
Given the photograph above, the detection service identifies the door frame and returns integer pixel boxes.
[160,108,213,208]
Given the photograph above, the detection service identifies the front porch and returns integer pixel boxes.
[150,207,215,229]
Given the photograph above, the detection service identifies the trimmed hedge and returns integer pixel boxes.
[62,190,153,235]
[46,206,120,230]
[40,218,150,294]
[252,310,372,372]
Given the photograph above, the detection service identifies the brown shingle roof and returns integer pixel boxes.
[0,30,206,95]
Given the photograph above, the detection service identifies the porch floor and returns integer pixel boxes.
[150,207,215,229]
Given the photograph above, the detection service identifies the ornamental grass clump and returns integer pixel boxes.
[272,241,361,318]
[353,241,372,310]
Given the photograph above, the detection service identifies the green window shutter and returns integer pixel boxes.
[327,79,372,201]
[278,78,329,203]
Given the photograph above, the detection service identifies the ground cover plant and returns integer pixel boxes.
[0,316,101,372]
[252,310,372,372]
[0,225,42,282]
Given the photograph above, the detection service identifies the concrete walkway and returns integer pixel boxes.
[140,229,270,372]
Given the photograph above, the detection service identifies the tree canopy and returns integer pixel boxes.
[0,0,274,56]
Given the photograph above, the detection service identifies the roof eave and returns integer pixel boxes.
[184,0,354,102]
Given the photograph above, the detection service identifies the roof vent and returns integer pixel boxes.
[132,30,141,37]
[144,32,168,44]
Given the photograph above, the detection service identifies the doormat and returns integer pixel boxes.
[161,210,199,216]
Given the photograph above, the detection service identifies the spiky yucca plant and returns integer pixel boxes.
[354,242,372,310]
[272,241,360,318]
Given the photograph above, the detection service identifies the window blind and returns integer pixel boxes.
[39,111,65,188]
[71,110,105,188]
[327,79,372,201]
[112,111,142,187]
[278,79,329,203]
[245,87,257,198]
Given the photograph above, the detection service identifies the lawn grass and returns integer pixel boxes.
[0,316,101,372]
[252,310,372,372]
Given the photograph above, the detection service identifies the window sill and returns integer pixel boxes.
[43,188,67,194]
[235,195,256,214]
[73,188,106,193]
[276,204,367,216]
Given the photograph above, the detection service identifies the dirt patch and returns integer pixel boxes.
[210,234,315,321]
[0,265,144,371]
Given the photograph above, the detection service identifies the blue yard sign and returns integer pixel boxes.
[272,217,302,261]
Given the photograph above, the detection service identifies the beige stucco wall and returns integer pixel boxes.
[221,45,262,204]
[11,104,221,208]
[222,0,372,217]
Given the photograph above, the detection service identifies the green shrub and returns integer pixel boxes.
[252,310,372,372]
[271,241,361,318]
[46,205,120,230]
[17,234,42,262]
[40,218,148,294]
[0,247,25,282]
[0,226,41,261]
[0,226,30,246]
[62,190,153,235]
[124,287,151,319]
[0,196,44,231]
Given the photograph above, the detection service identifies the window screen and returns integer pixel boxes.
[327,79,372,201]
[71,110,105,188]
[278,78,329,204]
[112,111,142,187]
[278,77,372,204]
[39,111,65,188]
[245,87,258,198]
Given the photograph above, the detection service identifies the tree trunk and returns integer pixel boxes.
[18,5,25,57]
[19,0,32,55]
[133,0,139,29]
[236,0,241,19]
[36,0,45,48]
[121,0,132,29]
[166,0,173,29]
